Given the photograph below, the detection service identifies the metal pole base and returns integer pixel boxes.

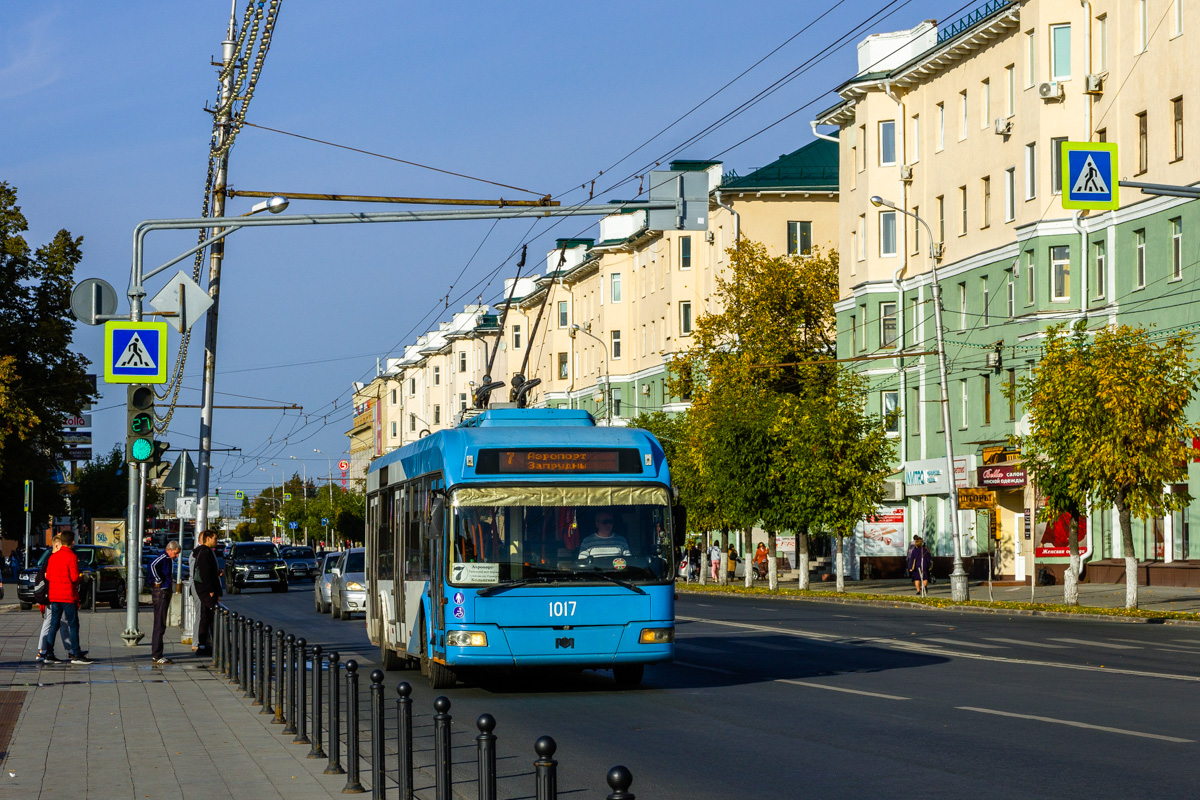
[950,571,970,602]
[121,628,145,646]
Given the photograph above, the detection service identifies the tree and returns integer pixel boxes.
[0,182,95,537]
[1017,322,1200,609]
[70,446,129,527]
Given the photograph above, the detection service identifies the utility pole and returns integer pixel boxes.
[195,5,238,548]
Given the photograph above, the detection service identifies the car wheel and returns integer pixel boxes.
[321,599,331,614]
[19,602,31,611]
[333,600,342,619]
[109,583,127,609]
[229,583,239,595]
[381,641,404,671]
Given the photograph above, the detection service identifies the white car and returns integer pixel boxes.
[314,551,341,614]
[329,548,366,620]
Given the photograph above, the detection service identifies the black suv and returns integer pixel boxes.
[17,545,128,610]
[226,542,288,594]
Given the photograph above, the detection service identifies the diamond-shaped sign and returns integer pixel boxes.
[148,270,214,333]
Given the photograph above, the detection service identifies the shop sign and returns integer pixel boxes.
[904,456,972,495]
[957,488,996,510]
[1034,512,1091,559]
[978,464,1027,488]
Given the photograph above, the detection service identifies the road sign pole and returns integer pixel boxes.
[24,480,32,569]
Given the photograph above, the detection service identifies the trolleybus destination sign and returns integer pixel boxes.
[497,449,621,473]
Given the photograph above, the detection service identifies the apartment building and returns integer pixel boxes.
[815,0,1199,581]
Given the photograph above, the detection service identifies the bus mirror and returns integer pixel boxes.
[672,504,687,547]
[428,497,445,539]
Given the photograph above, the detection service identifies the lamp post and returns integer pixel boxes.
[290,455,308,547]
[870,196,969,602]
[314,449,333,547]
[570,324,612,426]
[270,462,287,543]
[258,467,277,541]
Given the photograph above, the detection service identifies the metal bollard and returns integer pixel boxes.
[227,612,238,683]
[221,609,230,677]
[242,617,253,697]
[213,608,222,669]
[283,634,297,735]
[433,696,452,800]
[370,669,386,800]
[252,621,264,705]
[273,629,286,724]
[476,714,497,800]
[396,682,413,800]
[324,651,345,775]
[343,660,365,793]
[605,766,635,800]
[534,736,557,800]
[294,638,310,745]
[308,645,326,759]
[259,624,272,713]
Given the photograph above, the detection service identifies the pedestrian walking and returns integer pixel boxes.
[687,542,701,582]
[192,530,222,656]
[149,541,180,665]
[726,543,738,582]
[709,540,721,581]
[753,542,770,581]
[42,532,92,665]
[907,535,931,595]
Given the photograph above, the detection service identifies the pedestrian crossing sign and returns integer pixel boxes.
[1062,141,1119,210]
[104,321,168,383]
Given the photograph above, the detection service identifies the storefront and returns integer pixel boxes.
[974,462,1027,581]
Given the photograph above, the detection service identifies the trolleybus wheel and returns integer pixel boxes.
[419,616,457,688]
[613,663,644,687]
[380,642,404,671]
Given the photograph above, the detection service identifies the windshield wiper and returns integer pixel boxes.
[582,568,646,595]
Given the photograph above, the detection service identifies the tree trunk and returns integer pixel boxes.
[699,532,707,585]
[835,533,845,593]
[797,527,810,591]
[767,529,778,591]
[743,526,753,588]
[1117,488,1138,609]
[1064,513,1080,606]
[719,527,729,586]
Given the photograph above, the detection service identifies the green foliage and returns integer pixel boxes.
[70,446,129,522]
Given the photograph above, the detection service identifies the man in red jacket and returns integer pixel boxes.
[42,532,93,665]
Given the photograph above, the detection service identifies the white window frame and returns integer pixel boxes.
[959,185,968,236]
[1005,65,1015,116]
[1026,29,1037,87]
[1136,229,1147,289]
[391,421,397,438]
[679,235,692,270]
[1050,244,1070,302]
[958,282,967,332]
[1172,218,1183,281]
[959,90,968,140]
[459,351,467,372]
[959,378,969,429]
[1006,271,1016,318]
[1004,167,1016,222]
[512,324,522,350]
[1175,0,1184,38]
[882,391,900,434]
[981,175,991,229]
[460,393,468,413]
[1026,250,1036,305]
[610,272,622,303]
[911,114,920,162]
[857,215,867,261]
[859,303,868,350]
[558,352,569,379]
[1097,15,1108,72]
[981,79,990,129]
[611,329,622,358]
[1139,0,1149,53]
[1094,239,1106,298]
[879,211,897,257]
[679,301,693,336]
[1051,137,1067,195]
[434,405,441,425]
[936,103,945,151]
[1024,142,1037,200]
[981,276,990,327]
[558,301,569,328]
[880,302,898,348]
[879,120,897,166]
[1050,24,1072,81]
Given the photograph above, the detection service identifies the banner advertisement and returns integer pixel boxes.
[1034,511,1091,559]
[857,508,907,556]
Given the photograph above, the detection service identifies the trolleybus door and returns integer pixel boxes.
[427,492,447,660]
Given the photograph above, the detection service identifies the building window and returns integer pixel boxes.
[910,386,921,434]
[981,276,990,327]
[959,186,968,236]
[433,365,440,386]
[610,272,622,303]
[679,235,692,269]
[391,421,397,438]
[911,114,920,161]
[1005,65,1015,117]
[936,102,945,151]
[981,79,990,129]
[1094,239,1106,298]
[879,120,897,165]
[1172,218,1183,280]
[611,388,622,418]
[859,303,868,350]
[391,388,397,405]
[959,90,968,140]
[1051,245,1070,301]
[880,302,898,348]
[880,211,897,256]
[936,195,945,242]
[849,315,857,352]
[857,215,866,261]
[1051,137,1067,194]
[1173,97,1184,161]
[1175,0,1184,37]
[1007,368,1017,421]
[558,301,569,328]
[982,374,992,425]
[882,391,900,434]
[1097,15,1108,72]
[912,205,921,254]
[409,413,416,432]
[1025,142,1037,200]
[1136,229,1146,289]
[459,392,467,412]
[981,176,992,228]
[611,329,622,359]
[1025,250,1035,305]
[1006,269,1015,318]
[512,324,522,350]
[1137,112,1148,174]
[434,405,441,425]
[1051,24,1071,81]
[1026,29,1036,86]
[558,352,568,379]
[858,125,867,169]
[957,282,967,333]
[679,301,693,336]
[787,221,812,255]
[959,379,968,429]
[1138,0,1149,53]
[458,351,467,372]
[1004,167,1016,222]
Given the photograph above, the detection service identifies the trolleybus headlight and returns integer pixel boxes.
[345,581,364,591]
[446,631,488,647]
[638,627,674,644]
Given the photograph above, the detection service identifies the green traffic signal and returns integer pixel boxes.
[126,384,156,463]
[131,437,154,461]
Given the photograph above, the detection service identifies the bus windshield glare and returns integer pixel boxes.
[450,486,673,585]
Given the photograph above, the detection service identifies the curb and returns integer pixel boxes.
[676,585,1200,626]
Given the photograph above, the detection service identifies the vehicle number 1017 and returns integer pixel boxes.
[549,601,577,617]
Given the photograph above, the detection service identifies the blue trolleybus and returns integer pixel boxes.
[364,407,680,688]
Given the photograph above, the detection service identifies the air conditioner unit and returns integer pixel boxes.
[704,230,715,243]
[985,350,1002,370]
[994,117,1013,135]
[1085,73,1104,94]
[641,384,650,395]
[900,164,914,181]
[1038,81,1064,101]
[881,481,905,502]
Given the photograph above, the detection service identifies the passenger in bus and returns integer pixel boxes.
[577,510,632,560]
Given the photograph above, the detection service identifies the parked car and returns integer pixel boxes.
[225,541,288,594]
[313,551,341,614]
[329,548,366,619]
[17,545,128,610]
[280,546,319,582]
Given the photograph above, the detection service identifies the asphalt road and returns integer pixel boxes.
[223,584,1200,799]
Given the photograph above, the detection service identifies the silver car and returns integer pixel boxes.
[314,551,341,614]
[330,548,366,620]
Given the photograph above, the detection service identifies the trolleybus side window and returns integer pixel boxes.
[404,479,431,581]
[377,489,394,581]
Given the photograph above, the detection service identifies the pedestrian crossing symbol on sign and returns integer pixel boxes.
[104,321,168,383]
[1062,142,1119,210]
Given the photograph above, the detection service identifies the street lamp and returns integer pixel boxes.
[870,196,969,602]
[570,323,612,426]
[290,455,308,547]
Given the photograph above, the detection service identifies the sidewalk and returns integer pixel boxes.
[0,595,342,800]
[685,574,1200,614]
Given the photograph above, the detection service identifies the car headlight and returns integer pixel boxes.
[345,581,364,591]
[234,565,249,572]
[446,630,488,647]
[638,627,674,644]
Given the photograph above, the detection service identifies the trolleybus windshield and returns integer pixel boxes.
[449,485,673,586]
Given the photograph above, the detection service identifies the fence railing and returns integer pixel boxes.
[214,605,636,799]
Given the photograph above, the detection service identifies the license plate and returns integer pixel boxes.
[254,573,269,579]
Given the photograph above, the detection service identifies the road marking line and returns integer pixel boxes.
[1050,637,1141,650]
[921,637,1005,649]
[778,679,909,700]
[741,641,794,651]
[675,661,736,675]
[983,637,1068,649]
[957,706,1194,743]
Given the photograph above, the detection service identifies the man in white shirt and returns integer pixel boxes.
[577,511,632,560]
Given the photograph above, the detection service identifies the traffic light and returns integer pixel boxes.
[148,440,170,466]
[126,385,155,464]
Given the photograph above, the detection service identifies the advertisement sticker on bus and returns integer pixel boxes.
[452,562,501,583]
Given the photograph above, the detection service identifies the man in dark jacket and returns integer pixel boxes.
[192,530,222,656]
[149,541,180,665]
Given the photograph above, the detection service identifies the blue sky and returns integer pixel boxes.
[4,0,976,498]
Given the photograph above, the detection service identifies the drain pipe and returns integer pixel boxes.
[810,120,839,143]
[714,190,738,243]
